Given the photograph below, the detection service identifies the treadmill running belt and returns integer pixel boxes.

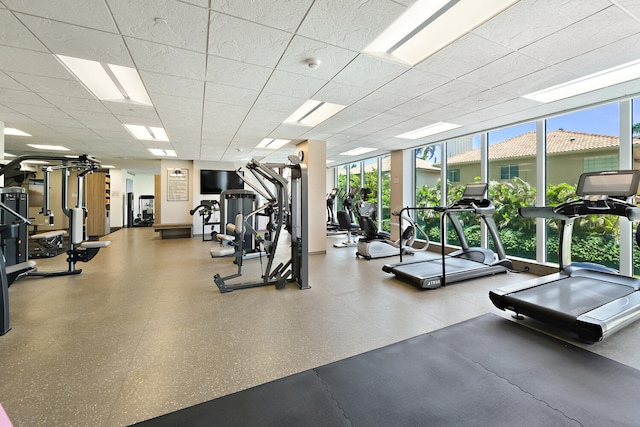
[391,257,485,279]
[508,276,634,317]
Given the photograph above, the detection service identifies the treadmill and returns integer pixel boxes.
[382,183,513,289]
[490,170,640,343]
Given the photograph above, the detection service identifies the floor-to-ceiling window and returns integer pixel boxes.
[488,122,537,260]
[632,98,640,276]
[446,136,482,247]
[380,155,391,232]
[415,144,443,243]
[546,104,620,269]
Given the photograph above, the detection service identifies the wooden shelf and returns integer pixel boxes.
[86,172,110,236]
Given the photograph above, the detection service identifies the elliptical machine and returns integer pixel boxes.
[356,210,429,260]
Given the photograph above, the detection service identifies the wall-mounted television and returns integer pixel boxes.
[200,170,245,194]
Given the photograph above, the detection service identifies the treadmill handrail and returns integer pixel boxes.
[519,206,569,220]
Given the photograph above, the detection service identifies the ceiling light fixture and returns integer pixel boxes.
[340,147,377,156]
[256,138,291,149]
[3,128,31,136]
[148,148,176,157]
[27,144,70,151]
[56,55,152,106]
[396,122,461,139]
[124,124,170,142]
[523,58,640,103]
[284,100,346,127]
[364,0,520,66]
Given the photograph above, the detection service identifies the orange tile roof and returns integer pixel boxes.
[446,130,629,164]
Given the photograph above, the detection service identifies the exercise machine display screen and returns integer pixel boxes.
[462,183,487,200]
[577,170,640,198]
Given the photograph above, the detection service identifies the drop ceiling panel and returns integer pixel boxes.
[492,66,576,97]
[276,36,358,80]
[297,0,407,51]
[0,89,53,107]
[204,82,259,106]
[457,52,549,89]
[472,0,612,50]
[208,12,291,68]
[42,95,109,113]
[262,70,326,98]
[0,72,27,90]
[108,0,209,52]
[379,69,450,98]
[205,55,271,90]
[210,0,313,33]
[419,80,489,107]
[0,9,47,51]
[3,0,118,32]
[555,33,640,76]
[519,7,640,67]
[389,98,445,118]
[415,33,513,79]
[0,45,72,79]
[5,72,93,99]
[253,92,307,114]
[141,71,205,100]
[63,111,123,129]
[333,55,409,90]
[311,82,371,106]
[105,104,161,124]
[17,14,131,65]
[127,38,206,79]
[351,91,411,113]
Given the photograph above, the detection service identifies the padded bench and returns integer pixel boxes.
[153,223,193,239]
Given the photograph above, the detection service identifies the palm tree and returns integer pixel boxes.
[633,122,640,137]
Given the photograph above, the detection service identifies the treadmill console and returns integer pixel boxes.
[577,170,640,200]
[457,183,488,206]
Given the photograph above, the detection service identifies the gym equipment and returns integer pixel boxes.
[190,200,220,241]
[0,154,111,278]
[333,210,360,248]
[356,211,429,260]
[326,188,340,232]
[0,182,37,334]
[382,183,512,289]
[219,189,261,256]
[490,170,640,343]
[213,156,309,293]
[133,195,154,227]
[0,187,28,267]
[29,230,66,258]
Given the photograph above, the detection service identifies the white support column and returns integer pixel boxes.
[536,120,547,264]
[0,121,4,187]
[619,100,633,276]
[480,133,488,248]
[297,139,326,255]
[390,149,412,241]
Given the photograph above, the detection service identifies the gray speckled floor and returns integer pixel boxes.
[1,227,639,426]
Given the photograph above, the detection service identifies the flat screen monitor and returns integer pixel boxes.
[200,170,244,194]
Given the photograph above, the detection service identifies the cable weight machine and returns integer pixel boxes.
[213,156,309,293]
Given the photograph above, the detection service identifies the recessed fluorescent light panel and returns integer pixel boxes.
[4,153,15,157]
[396,122,461,139]
[27,144,70,151]
[3,128,31,136]
[523,59,640,103]
[256,138,290,149]
[340,147,377,156]
[148,148,176,157]
[56,55,152,106]
[364,0,519,66]
[124,124,169,142]
[326,159,335,164]
[284,100,346,127]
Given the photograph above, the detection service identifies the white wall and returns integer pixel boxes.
[159,159,194,224]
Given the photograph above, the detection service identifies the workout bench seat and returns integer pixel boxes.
[153,223,193,239]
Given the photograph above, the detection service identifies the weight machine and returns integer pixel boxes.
[212,156,309,293]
